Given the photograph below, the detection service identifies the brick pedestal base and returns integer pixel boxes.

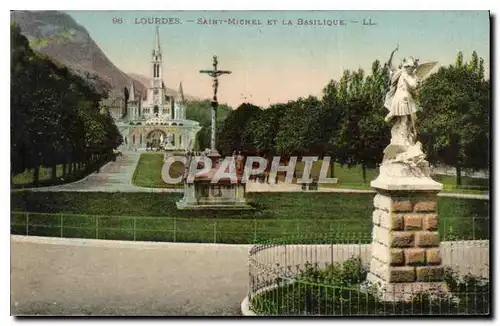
[367,163,448,302]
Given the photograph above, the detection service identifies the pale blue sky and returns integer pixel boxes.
[67,11,490,107]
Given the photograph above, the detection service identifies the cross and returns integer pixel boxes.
[200,55,232,151]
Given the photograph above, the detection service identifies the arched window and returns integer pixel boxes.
[132,135,136,144]
[140,134,143,144]
[153,64,159,78]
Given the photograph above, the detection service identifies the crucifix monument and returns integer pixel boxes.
[176,55,250,210]
[199,55,232,153]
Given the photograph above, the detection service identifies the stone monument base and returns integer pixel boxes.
[366,273,448,302]
[176,182,252,210]
[176,149,252,210]
[367,159,447,302]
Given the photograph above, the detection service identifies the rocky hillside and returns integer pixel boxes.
[10,10,144,97]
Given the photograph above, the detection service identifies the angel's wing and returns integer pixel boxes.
[415,61,438,80]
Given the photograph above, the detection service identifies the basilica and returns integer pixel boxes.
[105,27,201,151]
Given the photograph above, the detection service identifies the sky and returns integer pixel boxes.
[66,11,490,108]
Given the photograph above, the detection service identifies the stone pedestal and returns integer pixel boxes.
[176,181,251,210]
[176,150,252,210]
[367,161,448,302]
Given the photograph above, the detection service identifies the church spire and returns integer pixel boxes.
[129,81,135,102]
[151,26,163,88]
[155,25,161,54]
[178,82,185,104]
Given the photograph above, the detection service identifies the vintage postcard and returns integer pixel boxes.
[10,10,490,316]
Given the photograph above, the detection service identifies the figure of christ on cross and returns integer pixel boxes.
[199,55,232,151]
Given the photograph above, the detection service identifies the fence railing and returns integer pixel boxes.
[10,211,489,245]
[248,234,490,316]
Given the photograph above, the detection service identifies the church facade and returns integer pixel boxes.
[109,27,201,151]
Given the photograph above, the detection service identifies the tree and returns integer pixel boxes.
[327,64,390,183]
[275,97,322,158]
[11,24,122,186]
[418,51,489,186]
[185,99,232,151]
[247,103,289,157]
[216,103,262,155]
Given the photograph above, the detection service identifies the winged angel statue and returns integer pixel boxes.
[382,45,437,165]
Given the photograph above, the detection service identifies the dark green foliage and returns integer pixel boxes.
[326,64,391,183]
[216,103,263,155]
[11,23,122,186]
[247,103,289,157]
[184,99,232,151]
[217,52,489,186]
[275,96,323,157]
[418,51,490,186]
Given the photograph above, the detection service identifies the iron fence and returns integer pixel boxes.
[10,212,489,245]
[10,211,491,315]
[247,234,490,316]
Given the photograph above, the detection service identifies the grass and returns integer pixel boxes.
[13,165,64,185]
[132,155,488,195]
[132,153,184,188]
[11,163,99,189]
[283,161,488,195]
[11,191,490,244]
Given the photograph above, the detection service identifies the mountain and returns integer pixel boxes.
[127,73,202,102]
[10,10,144,97]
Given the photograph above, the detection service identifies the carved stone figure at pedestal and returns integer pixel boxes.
[382,55,437,166]
[367,47,446,301]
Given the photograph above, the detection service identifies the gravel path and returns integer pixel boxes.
[11,236,489,316]
[11,236,251,316]
[25,152,181,193]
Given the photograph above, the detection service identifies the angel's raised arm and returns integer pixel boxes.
[387,44,399,72]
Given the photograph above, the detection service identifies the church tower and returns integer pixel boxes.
[151,26,163,104]
[141,26,174,119]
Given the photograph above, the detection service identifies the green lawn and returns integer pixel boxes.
[132,153,184,188]
[293,161,488,195]
[11,191,490,244]
[12,165,65,185]
[130,155,489,195]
